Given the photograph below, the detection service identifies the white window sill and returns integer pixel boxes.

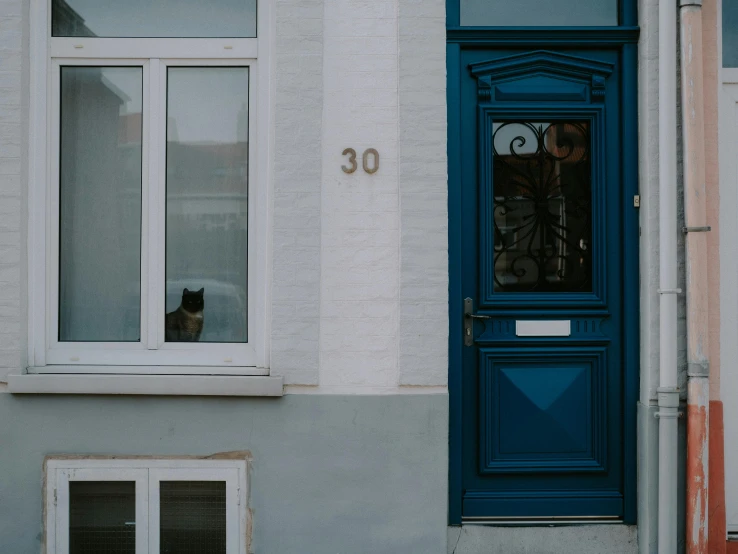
[7,372,283,397]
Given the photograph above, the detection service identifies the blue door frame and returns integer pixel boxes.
[447,0,640,525]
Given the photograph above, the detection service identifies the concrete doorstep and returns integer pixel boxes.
[447,524,638,554]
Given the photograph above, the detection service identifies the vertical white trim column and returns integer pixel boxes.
[657,0,680,552]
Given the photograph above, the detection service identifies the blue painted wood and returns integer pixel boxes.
[621,41,640,525]
[479,346,608,473]
[446,27,640,46]
[446,0,640,526]
[447,41,464,526]
[448,43,638,522]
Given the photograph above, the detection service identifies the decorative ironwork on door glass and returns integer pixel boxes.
[492,121,592,293]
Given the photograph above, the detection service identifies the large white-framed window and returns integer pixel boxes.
[45,459,248,554]
[28,0,271,375]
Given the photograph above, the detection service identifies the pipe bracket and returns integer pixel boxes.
[682,226,711,233]
[655,411,683,419]
[657,387,680,408]
[687,361,710,377]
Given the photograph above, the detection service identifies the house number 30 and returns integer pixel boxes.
[342,148,380,174]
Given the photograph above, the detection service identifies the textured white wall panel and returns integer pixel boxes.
[271,0,324,385]
[320,0,400,388]
[0,0,23,382]
[398,0,447,386]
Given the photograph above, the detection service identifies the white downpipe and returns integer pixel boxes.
[658,0,680,552]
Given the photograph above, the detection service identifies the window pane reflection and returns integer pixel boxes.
[460,0,617,27]
[52,0,256,38]
[59,67,142,342]
[724,1,738,67]
[492,121,592,293]
[165,67,248,343]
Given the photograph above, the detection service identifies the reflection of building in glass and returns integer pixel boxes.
[51,0,96,37]
[59,67,142,341]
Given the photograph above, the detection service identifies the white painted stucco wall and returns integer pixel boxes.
[0,0,448,393]
[273,0,448,391]
[0,0,24,385]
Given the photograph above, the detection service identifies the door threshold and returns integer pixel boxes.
[462,516,622,527]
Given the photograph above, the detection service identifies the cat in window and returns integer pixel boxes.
[165,288,204,342]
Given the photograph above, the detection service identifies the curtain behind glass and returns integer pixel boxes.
[59,67,142,342]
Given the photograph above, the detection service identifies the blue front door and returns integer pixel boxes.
[450,47,638,521]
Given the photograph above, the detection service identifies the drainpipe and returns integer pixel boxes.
[680,1,711,552]
[657,0,680,552]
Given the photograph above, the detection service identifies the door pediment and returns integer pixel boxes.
[470,51,614,103]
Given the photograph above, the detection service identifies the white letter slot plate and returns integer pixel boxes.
[515,320,571,337]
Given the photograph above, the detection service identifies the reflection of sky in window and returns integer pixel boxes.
[493,123,542,155]
[725,1,738,67]
[167,68,248,143]
[99,67,248,143]
[58,0,256,37]
[460,0,617,26]
[100,68,142,115]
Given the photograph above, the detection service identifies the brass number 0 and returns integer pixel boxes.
[362,148,379,174]
[342,148,380,174]
[342,148,358,174]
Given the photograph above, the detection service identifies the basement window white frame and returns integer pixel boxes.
[45,459,248,554]
[28,0,272,375]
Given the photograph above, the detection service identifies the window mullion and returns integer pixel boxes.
[145,58,163,349]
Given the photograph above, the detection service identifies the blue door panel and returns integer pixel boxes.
[456,48,629,519]
[479,346,608,473]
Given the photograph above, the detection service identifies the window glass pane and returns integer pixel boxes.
[160,481,227,553]
[52,0,256,38]
[459,0,617,26]
[59,67,142,341]
[492,121,592,293]
[165,67,248,343]
[69,481,136,554]
[725,1,738,67]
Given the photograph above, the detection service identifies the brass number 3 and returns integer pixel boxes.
[342,148,380,174]
[342,148,357,174]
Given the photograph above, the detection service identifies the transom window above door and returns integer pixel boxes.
[458,0,618,27]
[28,0,269,374]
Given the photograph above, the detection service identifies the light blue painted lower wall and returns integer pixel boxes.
[0,393,449,554]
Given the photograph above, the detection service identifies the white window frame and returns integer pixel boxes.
[46,459,248,554]
[28,0,272,375]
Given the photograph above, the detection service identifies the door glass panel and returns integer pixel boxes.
[165,67,249,343]
[160,481,227,553]
[59,66,142,341]
[492,121,592,293]
[52,0,256,38]
[460,0,617,27]
[724,1,738,67]
[69,481,136,554]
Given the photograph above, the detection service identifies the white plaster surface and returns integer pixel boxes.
[1,0,449,392]
[320,0,401,388]
[0,0,23,383]
[719,75,738,532]
[270,0,324,385]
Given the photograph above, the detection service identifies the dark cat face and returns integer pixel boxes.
[181,287,204,313]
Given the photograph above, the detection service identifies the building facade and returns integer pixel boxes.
[0,0,734,553]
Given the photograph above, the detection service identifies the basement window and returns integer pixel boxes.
[45,459,248,554]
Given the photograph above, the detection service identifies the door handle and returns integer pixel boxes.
[463,297,491,346]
